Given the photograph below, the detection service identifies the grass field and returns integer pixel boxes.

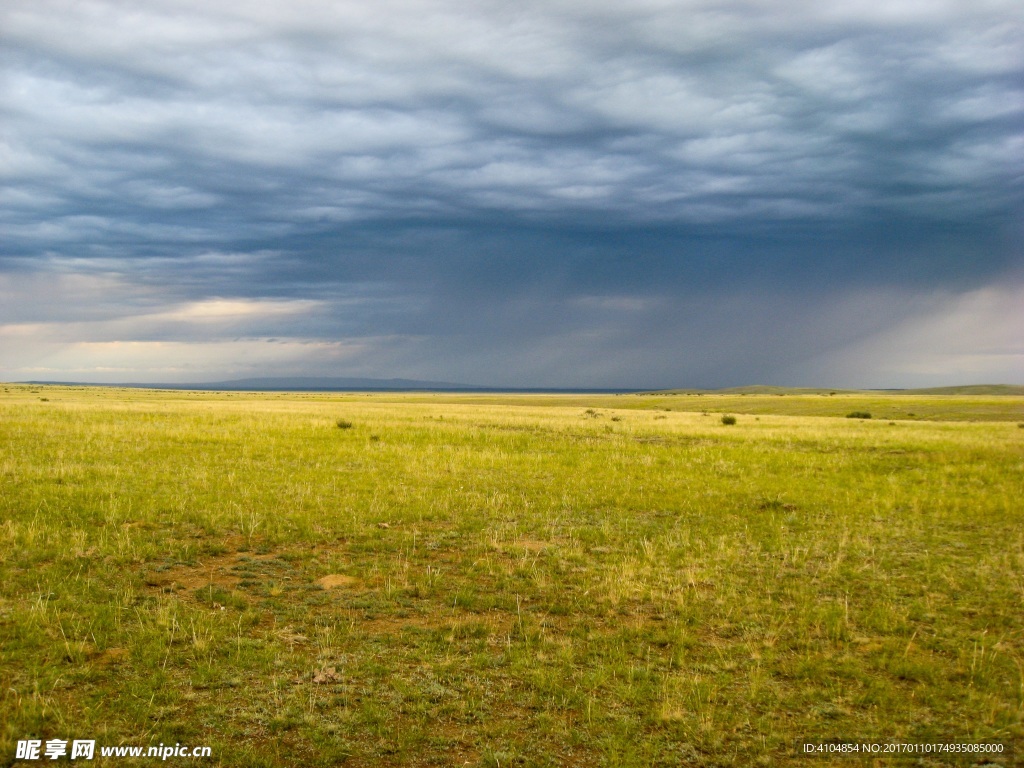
[1,385,1022,766]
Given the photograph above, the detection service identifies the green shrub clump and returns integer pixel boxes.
[336,419,354,429]
[721,415,737,425]
[846,411,872,419]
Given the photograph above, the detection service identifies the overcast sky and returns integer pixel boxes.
[2,0,1022,388]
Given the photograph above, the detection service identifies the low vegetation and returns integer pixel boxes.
[1,385,1021,766]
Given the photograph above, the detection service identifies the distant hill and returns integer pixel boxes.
[21,376,482,392]
[651,384,1024,396]
[17,377,636,393]
[17,379,1022,395]
[195,376,478,391]
[717,385,856,395]
[895,384,1024,396]
[649,385,854,395]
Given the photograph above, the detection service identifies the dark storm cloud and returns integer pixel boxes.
[1,0,1022,386]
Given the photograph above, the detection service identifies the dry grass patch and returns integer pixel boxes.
[317,574,359,590]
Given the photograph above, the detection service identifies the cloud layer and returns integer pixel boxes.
[2,0,1022,386]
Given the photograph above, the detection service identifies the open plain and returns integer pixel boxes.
[1,386,1022,766]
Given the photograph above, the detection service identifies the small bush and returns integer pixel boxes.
[336,419,353,429]
[846,411,871,419]
[721,415,737,425]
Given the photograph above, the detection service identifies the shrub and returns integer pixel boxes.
[846,411,871,419]
[721,415,737,425]
[336,419,353,429]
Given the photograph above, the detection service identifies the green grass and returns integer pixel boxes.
[1,385,1022,766]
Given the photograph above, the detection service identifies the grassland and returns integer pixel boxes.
[1,385,1022,766]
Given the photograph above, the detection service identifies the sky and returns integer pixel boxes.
[2,0,1022,389]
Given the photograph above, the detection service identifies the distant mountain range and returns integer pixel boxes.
[19,376,635,393]
[652,384,1024,396]
[16,379,1023,395]
[187,376,479,391]
[22,376,482,391]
